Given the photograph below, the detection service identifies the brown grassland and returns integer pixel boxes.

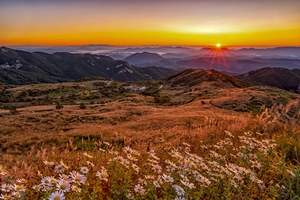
[0,79,299,199]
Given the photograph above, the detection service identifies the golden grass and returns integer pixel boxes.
[0,82,300,199]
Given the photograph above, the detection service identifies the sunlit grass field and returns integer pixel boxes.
[1,108,299,199]
[1,81,300,199]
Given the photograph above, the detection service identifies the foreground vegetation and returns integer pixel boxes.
[1,117,299,199]
[1,79,300,199]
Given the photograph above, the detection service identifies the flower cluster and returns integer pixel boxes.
[0,131,298,199]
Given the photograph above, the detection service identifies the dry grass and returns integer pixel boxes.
[1,81,300,199]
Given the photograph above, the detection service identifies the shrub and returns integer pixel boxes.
[55,99,64,109]
[9,106,18,115]
[154,95,170,105]
[79,102,87,109]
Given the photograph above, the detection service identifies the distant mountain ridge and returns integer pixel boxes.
[236,67,300,92]
[165,68,250,88]
[123,52,164,65]
[0,47,177,84]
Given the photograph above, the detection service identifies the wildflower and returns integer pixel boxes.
[13,184,26,192]
[127,154,138,162]
[165,160,178,169]
[80,167,89,174]
[32,184,42,191]
[60,160,69,169]
[153,180,161,188]
[132,164,140,173]
[54,164,65,173]
[71,185,81,193]
[149,154,160,161]
[250,174,258,183]
[96,169,109,182]
[225,130,234,138]
[257,179,265,189]
[86,161,95,167]
[256,132,263,136]
[59,174,70,181]
[166,166,176,173]
[49,177,57,184]
[162,174,174,183]
[83,152,93,158]
[124,146,133,154]
[131,149,141,156]
[0,194,12,200]
[1,183,13,193]
[0,166,7,176]
[237,152,244,157]
[250,160,261,169]
[134,184,146,195]
[37,170,43,178]
[16,179,27,184]
[182,142,190,147]
[145,175,155,180]
[180,180,195,189]
[173,185,185,196]
[287,169,296,178]
[56,180,70,193]
[43,160,55,166]
[152,164,162,174]
[126,193,134,199]
[99,148,106,153]
[12,192,21,198]
[231,180,238,188]
[103,141,111,147]
[138,178,147,186]
[48,191,65,200]
[70,171,86,185]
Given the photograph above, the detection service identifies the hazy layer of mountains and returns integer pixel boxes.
[1,46,300,92]
[122,50,300,74]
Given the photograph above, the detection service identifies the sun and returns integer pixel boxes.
[216,43,221,48]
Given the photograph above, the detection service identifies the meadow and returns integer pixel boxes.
[0,80,299,199]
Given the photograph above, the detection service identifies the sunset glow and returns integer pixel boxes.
[0,0,300,46]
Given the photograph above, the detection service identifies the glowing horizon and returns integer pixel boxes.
[1,0,300,46]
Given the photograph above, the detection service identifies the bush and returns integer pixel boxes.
[79,102,87,109]
[154,95,170,105]
[9,106,18,115]
[55,99,64,109]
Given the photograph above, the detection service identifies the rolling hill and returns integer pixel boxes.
[165,68,250,88]
[237,67,300,92]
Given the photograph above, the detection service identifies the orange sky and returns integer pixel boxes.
[1,0,300,46]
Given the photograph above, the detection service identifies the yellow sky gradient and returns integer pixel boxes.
[0,0,300,46]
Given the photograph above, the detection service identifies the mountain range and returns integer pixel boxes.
[0,47,176,84]
[1,46,300,93]
[124,51,300,74]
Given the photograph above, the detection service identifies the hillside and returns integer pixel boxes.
[165,69,250,88]
[0,47,177,84]
[237,67,300,92]
[138,66,179,80]
[123,52,164,65]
